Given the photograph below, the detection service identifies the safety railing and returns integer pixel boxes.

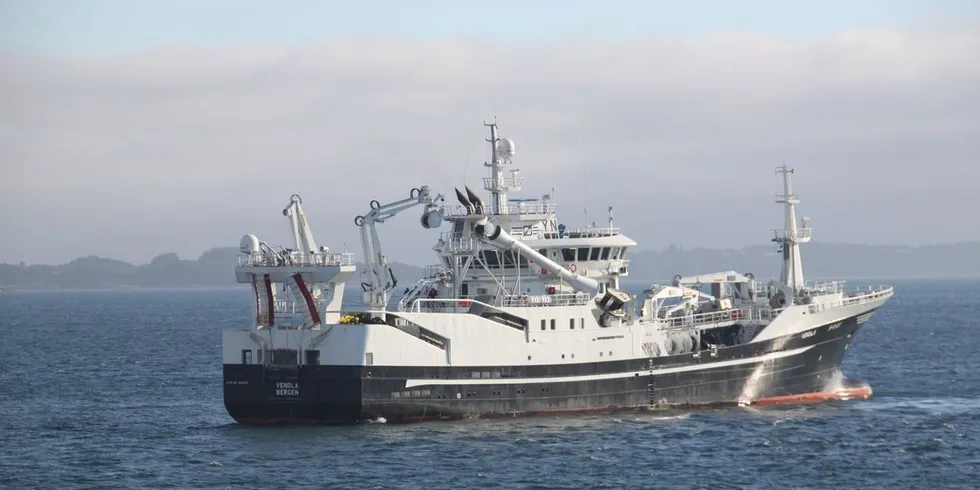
[499,293,591,307]
[658,306,783,331]
[272,300,331,314]
[421,264,452,279]
[410,297,494,313]
[237,252,355,268]
[802,280,846,294]
[443,201,557,217]
[482,175,524,190]
[806,286,893,314]
[772,228,813,241]
[435,234,483,253]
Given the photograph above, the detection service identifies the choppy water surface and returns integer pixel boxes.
[1,279,978,489]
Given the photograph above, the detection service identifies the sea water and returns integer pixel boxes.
[1,278,978,489]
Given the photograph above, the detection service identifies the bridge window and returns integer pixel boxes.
[590,248,601,261]
[561,248,575,261]
[481,251,500,267]
[514,252,529,268]
[600,247,611,260]
[577,248,589,261]
[620,247,629,259]
[609,247,620,260]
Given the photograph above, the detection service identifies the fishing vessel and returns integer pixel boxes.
[222,120,894,424]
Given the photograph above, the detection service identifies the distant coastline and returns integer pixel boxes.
[2,241,979,290]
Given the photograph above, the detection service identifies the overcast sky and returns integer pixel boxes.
[1,1,978,266]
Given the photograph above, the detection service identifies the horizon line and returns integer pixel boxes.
[5,239,980,268]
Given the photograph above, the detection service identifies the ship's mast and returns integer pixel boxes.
[773,165,811,291]
[483,119,519,215]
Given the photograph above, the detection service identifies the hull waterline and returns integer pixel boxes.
[224,311,874,425]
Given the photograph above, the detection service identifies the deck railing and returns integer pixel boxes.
[443,201,556,217]
[802,280,846,294]
[482,175,524,190]
[543,227,622,239]
[659,285,892,331]
[772,228,813,241]
[435,233,484,253]
[237,252,355,268]
[807,286,893,314]
[659,307,775,331]
[499,293,591,308]
[410,297,495,313]
[272,299,332,315]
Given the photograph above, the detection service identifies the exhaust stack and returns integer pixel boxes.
[465,185,486,214]
[454,188,475,215]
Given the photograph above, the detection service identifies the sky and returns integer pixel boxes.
[1,0,978,265]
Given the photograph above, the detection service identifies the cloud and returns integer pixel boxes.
[1,25,978,265]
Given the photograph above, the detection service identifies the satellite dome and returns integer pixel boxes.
[239,234,261,255]
[497,138,515,158]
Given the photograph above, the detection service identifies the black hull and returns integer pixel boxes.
[224,311,874,425]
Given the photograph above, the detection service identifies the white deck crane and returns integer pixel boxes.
[354,186,446,310]
[282,194,320,256]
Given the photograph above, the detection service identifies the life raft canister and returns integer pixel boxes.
[569,263,578,272]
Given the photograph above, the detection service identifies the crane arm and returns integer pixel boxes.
[282,194,319,254]
[354,186,445,309]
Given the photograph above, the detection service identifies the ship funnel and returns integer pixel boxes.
[464,185,486,215]
[454,187,474,215]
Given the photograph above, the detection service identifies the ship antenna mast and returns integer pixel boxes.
[773,164,812,291]
[483,118,519,215]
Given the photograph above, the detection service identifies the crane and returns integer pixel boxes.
[354,185,446,309]
[282,194,321,257]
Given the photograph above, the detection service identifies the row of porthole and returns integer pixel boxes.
[391,389,432,399]
[528,350,615,362]
[429,386,554,400]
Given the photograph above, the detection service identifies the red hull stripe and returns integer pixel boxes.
[264,274,275,326]
[252,277,261,324]
[292,273,322,325]
[749,386,873,406]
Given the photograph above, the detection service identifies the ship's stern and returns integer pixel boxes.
[221,329,367,425]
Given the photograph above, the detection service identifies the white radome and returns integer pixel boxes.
[497,138,516,158]
[239,234,261,255]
